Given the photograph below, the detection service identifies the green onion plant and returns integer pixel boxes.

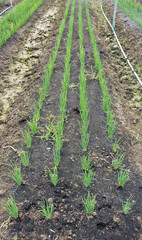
[113,151,125,170]
[20,149,30,167]
[2,194,18,219]
[83,169,94,187]
[53,147,61,166]
[10,163,22,185]
[118,168,130,187]
[39,198,54,218]
[48,167,59,186]
[21,130,31,148]
[122,195,135,214]
[82,191,97,214]
[81,154,91,170]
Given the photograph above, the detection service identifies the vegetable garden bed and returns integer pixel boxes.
[0,0,141,239]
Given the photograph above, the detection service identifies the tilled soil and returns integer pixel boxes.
[0,0,142,239]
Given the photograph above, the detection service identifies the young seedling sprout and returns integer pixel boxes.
[10,163,22,185]
[39,198,54,218]
[83,169,94,187]
[81,154,91,170]
[48,166,59,186]
[21,130,31,148]
[82,191,97,214]
[2,194,18,219]
[53,148,61,166]
[27,119,38,134]
[20,149,30,167]
[113,138,121,152]
[118,168,131,187]
[113,151,125,170]
[122,195,135,214]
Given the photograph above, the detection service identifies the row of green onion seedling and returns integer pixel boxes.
[2,0,72,219]
[48,0,76,187]
[78,0,97,214]
[83,0,134,213]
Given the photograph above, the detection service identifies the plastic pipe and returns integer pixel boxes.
[112,0,118,29]
[0,0,12,16]
[100,0,142,86]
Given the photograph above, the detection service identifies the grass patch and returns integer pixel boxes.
[0,0,45,47]
[112,0,142,29]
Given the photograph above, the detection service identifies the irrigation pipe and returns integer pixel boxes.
[100,0,142,86]
[0,0,12,16]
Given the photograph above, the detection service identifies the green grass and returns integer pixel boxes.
[2,194,18,219]
[0,0,45,47]
[82,191,97,214]
[0,0,7,3]
[39,198,54,218]
[112,0,142,29]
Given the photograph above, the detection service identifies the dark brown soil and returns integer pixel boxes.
[0,0,142,239]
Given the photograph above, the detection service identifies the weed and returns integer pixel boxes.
[21,130,31,148]
[20,150,30,167]
[81,154,91,170]
[122,195,135,214]
[82,191,97,214]
[38,116,56,141]
[10,163,22,185]
[48,166,58,186]
[118,168,130,186]
[83,169,94,187]
[2,194,18,219]
[39,198,54,218]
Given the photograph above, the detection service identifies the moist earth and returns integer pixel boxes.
[0,0,142,239]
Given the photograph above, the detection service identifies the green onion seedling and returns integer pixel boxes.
[2,194,18,219]
[118,168,130,187]
[82,191,97,214]
[39,198,54,218]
